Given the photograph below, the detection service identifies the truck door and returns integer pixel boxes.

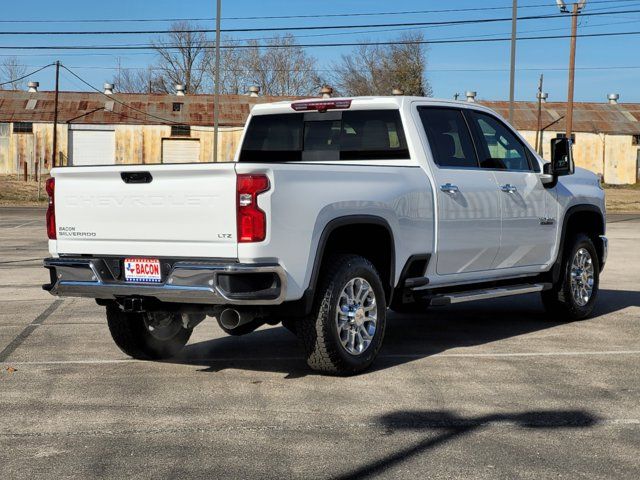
[418,107,501,275]
[464,110,556,268]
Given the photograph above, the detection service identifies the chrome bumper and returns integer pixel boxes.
[600,235,608,270]
[43,258,287,305]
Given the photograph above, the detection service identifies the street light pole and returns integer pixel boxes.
[565,2,579,139]
[508,0,518,123]
[558,0,586,139]
[52,60,60,168]
[213,0,222,163]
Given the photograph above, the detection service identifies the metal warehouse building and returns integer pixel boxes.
[1,88,639,184]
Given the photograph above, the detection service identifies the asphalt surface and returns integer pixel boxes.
[1,207,638,479]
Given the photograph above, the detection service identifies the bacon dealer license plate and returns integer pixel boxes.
[123,258,162,283]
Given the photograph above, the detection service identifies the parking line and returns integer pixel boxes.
[0,300,63,362]
[1,350,639,366]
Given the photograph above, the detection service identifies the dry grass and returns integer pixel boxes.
[604,185,640,213]
[0,175,49,206]
[1,174,639,212]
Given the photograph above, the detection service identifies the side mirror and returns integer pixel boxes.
[549,137,575,176]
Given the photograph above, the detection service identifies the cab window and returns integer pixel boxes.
[466,111,532,171]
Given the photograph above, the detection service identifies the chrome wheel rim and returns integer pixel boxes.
[144,312,182,341]
[570,248,595,307]
[335,277,377,356]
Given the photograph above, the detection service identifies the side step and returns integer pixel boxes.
[429,283,551,307]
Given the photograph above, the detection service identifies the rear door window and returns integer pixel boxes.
[418,107,479,168]
[239,110,409,162]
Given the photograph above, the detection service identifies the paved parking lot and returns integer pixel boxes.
[1,207,638,479]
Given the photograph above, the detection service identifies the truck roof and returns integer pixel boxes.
[250,96,491,115]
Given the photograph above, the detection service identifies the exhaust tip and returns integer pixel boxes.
[219,309,241,330]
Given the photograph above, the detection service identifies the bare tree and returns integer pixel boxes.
[204,37,250,95]
[332,33,432,97]
[153,21,208,94]
[239,35,324,96]
[114,64,164,94]
[0,57,28,91]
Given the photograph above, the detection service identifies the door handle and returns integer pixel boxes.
[500,184,517,194]
[440,183,459,194]
[121,171,153,184]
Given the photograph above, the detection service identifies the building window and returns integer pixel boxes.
[632,135,640,146]
[13,122,33,134]
[556,133,576,144]
[172,102,183,112]
[171,125,190,137]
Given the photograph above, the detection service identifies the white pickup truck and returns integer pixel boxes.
[43,96,607,375]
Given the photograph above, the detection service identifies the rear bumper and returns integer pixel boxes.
[43,258,287,305]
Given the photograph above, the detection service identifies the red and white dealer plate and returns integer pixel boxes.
[123,258,162,283]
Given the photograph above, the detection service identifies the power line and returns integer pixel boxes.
[60,64,184,126]
[60,64,230,133]
[0,63,54,87]
[3,28,640,51]
[2,8,640,36]
[0,0,636,23]
[4,15,639,58]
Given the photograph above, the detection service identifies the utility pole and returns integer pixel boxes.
[213,0,222,163]
[52,60,60,168]
[558,0,587,139]
[508,0,518,123]
[535,74,544,155]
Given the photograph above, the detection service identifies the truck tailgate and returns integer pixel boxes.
[52,163,238,258]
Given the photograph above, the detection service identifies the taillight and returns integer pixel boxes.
[46,177,56,239]
[237,174,270,243]
[291,99,352,112]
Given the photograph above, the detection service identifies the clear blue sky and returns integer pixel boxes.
[2,0,639,102]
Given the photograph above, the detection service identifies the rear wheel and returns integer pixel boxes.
[542,233,600,321]
[106,306,192,359]
[298,255,387,375]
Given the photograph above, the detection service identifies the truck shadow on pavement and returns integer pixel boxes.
[170,288,639,378]
[332,409,599,480]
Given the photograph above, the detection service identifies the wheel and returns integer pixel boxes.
[542,233,600,321]
[106,305,192,360]
[298,254,387,375]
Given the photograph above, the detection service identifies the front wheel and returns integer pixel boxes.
[106,306,192,359]
[298,255,387,375]
[542,233,600,321]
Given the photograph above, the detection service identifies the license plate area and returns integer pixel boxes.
[123,258,162,283]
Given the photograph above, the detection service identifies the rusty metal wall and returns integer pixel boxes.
[113,125,243,164]
[521,130,638,184]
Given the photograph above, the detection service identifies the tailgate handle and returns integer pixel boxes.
[121,171,153,184]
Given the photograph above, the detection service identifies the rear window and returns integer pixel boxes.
[239,110,409,162]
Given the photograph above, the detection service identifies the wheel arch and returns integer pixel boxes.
[305,215,396,310]
[552,204,605,283]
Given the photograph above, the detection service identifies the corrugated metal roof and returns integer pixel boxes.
[0,91,302,127]
[0,90,638,134]
[480,100,640,135]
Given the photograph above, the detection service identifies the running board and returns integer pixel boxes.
[429,283,552,307]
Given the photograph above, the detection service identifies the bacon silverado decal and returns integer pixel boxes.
[123,258,162,283]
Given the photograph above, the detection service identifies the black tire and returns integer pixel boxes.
[542,233,600,321]
[298,254,387,375]
[106,305,192,360]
